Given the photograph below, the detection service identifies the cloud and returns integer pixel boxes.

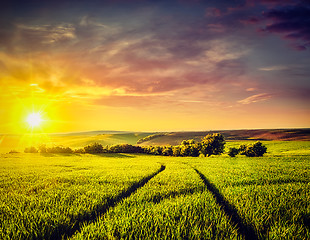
[71,16,250,95]
[240,17,260,25]
[17,23,76,45]
[258,0,298,7]
[0,0,284,110]
[205,7,222,17]
[238,93,272,104]
[259,65,290,71]
[94,95,160,108]
[179,100,203,103]
[212,0,310,51]
[246,88,256,92]
[261,3,310,50]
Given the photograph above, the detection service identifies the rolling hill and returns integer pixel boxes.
[1,129,309,153]
[136,129,310,146]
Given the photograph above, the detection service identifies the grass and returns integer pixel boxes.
[0,153,160,239]
[0,141,309,239]
[71,161,240,240]
[188,155,310,239]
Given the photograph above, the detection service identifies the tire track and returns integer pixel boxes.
[194,168,258,240]
[51,164,165,240]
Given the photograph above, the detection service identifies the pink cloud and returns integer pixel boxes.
[240,17,260,25]
[238,93,272,104]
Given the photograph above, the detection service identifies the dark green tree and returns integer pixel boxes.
[199,133,225,157]
[172,146,182,156]
[243,141,267,157]
[228,147,239,157]
[238,144,247,155]
[162,145,173,156]
[84,142,104,154]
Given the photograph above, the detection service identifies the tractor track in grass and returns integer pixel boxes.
[194,168,259,240]
[51,164,166,240]
[54,164,257,240]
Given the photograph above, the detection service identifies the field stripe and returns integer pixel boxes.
[53,164,166,240]
[194,168,258,240]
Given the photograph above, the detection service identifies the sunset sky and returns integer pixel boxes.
[0,0,309,133]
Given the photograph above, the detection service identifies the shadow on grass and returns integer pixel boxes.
[39,153,136,158]
[194,168,259,240]
[49,164,165,240]
[40,153,77,157]
[229,179,309,187]
[302,213,310,229]
[92,153,136,158]
[40,153,57,157]
[147,186,205,204]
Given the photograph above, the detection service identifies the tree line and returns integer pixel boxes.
[23,133,267,157]
[228,142,267,157]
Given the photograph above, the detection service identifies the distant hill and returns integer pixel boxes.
[1,129,309,153]
[0,131,153,153]
[47,131,153,148]
[50,130,132,136]
[137,129,310,146]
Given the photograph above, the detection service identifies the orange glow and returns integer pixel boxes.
[0,50,309,136]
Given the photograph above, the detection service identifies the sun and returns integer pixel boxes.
[26,112,43,128]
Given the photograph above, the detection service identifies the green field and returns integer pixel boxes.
[1,141,309,239]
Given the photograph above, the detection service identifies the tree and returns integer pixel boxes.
[108,144,143,153]
[162,145,173,156]
[172,146,182,156]
[199,133,225,157]
[84,142,103,154]
[151,146,163,155]
[24,146,38,153]
[179,139,200,157]
[238,144,247,155]
[74,148,85,154]
[38,144,47,153]
[243,141,267,157]
[180,140,193,156]
[228,147,239,157]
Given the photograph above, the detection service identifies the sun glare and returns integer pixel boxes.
[26,112,43,128]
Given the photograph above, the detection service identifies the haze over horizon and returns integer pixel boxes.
[0,0,309,134]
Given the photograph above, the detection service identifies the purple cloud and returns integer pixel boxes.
[261,3,310,50]
[205,7,222,17]
[258,0,298,7]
